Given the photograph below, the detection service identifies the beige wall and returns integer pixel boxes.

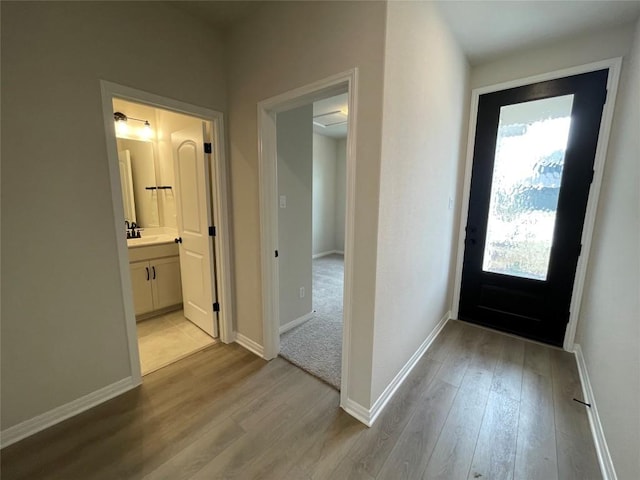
[225,0,387,406]
[1,1,226,431]
[335,138,347,252]
[576,19,640,480]
[312,133,346,256]
[278,106,314,327]
[471,23,636,88]
[371,1,470,400]
[312,133,337,256]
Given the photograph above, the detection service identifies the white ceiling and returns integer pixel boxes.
[170,1,640,66]
[313,93,349,139]
[436,1,640,65]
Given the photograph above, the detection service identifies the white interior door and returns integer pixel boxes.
[172,123,218,338]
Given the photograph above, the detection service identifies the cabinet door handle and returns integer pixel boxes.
[145,267,150,281]
[152,266,156,280]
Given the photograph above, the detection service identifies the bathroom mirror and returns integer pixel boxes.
[117,138,160,228]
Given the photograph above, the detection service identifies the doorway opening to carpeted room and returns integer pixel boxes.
[275,92,349,390]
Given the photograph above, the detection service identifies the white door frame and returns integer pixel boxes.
[257,69,358,407]
[100,80,235,384]
[450,58,622,351]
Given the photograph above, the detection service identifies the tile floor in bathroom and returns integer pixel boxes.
[137,309,216,375]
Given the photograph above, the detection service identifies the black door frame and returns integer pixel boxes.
[451,58,622,351]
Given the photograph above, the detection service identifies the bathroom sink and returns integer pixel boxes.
[127,234,174,247]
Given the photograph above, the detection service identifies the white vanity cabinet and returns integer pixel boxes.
[128,243,182,318]
[130,261,155,315]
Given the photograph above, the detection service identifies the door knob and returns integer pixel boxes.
[175,237,182,244]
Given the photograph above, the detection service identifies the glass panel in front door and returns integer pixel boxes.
[483,95,574,281]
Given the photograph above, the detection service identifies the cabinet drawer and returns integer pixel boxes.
[128,243,179,262]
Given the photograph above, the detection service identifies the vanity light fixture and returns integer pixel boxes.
[114,111,129,135]
[113,111,154,139]
[141,121,153,140]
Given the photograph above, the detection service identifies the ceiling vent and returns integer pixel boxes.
[313,110,348,128]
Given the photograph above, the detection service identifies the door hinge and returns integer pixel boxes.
[578,243,583,257]
[589,169,595,184]
[209,226,216,237]
[213,302,220,312]
[275,250,279,258]
[603,89,608,105]
[204,142,212,154]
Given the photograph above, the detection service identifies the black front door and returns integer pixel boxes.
[459,69,609,346]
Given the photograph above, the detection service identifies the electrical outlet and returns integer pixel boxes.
[299,287,305,298]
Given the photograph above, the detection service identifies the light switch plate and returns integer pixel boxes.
[279,195,287,208]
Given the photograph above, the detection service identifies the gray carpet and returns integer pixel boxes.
[279,254,344,390]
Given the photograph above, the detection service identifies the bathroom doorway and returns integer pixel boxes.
[101,82,233,381]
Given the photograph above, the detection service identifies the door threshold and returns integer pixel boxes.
[451,318,566,351]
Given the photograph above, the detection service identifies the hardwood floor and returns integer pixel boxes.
[0,320,601,480]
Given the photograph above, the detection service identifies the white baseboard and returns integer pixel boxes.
[368,310,450,425]
[235,332,265,358]
[342,310,451,427]
[573,344,618,480]
[342,398,373,426]
[0,376,137,449]
[312,250,343,259]
[279,311,315,334]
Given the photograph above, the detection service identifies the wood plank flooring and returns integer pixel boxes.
[0,320,601,480]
